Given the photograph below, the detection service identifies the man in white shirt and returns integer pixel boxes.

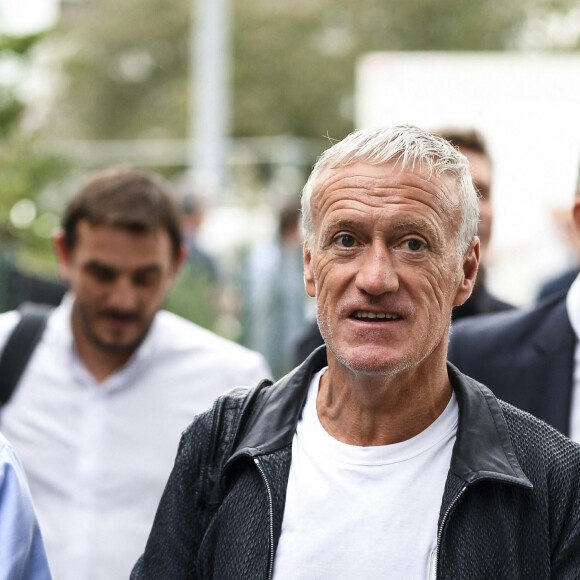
[0,166,270,580]
[133,125,580,579]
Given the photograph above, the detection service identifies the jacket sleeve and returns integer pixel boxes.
[131,413,214,580]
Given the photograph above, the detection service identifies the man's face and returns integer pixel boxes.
[304,162,478,376]
[55,221,183,355]
[462,149,493,266]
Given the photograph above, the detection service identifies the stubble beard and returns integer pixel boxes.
[75,301,151,355]
[317,303,438,378]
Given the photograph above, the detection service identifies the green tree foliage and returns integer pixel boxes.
[0,32,70,272]
[54,0,190,140]
[41,0,580,330]
[52,0,578,145]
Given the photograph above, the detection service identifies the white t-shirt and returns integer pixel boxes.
[273,368,458,580]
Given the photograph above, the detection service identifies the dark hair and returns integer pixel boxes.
[278,204,300,239]
[62,166,182,258]
[435,127,490,161]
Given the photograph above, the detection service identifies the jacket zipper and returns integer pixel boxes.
[254,457,275,580]
[429,484,468,580]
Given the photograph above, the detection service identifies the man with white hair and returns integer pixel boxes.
[133,125,580,579]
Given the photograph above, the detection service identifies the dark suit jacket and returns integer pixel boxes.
[447,290,575,436]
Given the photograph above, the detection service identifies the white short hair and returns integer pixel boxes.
[301,124,479,258]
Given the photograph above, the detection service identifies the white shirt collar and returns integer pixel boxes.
[50,291,76,352]
[566,273,580,340]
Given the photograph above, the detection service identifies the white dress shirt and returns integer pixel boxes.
[0,294,271,580]
[566,274,580,442]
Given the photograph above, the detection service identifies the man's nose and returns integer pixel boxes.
[355,244,399,296]
[109,277,139,310]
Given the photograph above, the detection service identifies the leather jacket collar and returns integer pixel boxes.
[231,346,532,490]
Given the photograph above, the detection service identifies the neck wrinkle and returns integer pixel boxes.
[316,361,452,446]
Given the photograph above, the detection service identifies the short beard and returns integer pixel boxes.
[75,302,150,355]
[317,308,431,378]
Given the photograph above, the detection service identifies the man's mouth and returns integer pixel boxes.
[352,311,402,321]
[102,311,140,324]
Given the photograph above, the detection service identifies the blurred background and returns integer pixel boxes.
[1,0,580,376]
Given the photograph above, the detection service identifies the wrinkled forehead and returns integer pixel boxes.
[310,162,461,219]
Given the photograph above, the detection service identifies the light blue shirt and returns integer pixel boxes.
[0,433,51,580]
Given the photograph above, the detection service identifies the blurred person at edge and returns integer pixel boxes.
[536,203,580,300]
[242,202,308,379]
[132,126,580,579]
[0,431,52,579]
[291,127,513,367]
[435,127,513,318]
[449,160,580,439]
[0,167,271,580]
[180,193,219,286]
[164,194,221,331]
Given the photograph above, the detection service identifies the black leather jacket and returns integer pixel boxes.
[133,348,580,579]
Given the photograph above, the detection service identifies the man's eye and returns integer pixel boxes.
[132,267,162,287]
[475,184,491,201]
[335,235,356,248]
[404,239,425,252]
[133,272,159,287]
[86,265,116,283]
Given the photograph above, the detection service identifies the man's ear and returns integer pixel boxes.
[161,243,187,294]
[572,199,580,236]
[453,237,480,307]
[52,230,72,282]
[173,243,188,274]
[303,241,316,298]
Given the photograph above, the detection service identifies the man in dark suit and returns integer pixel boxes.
[448,289,574,436]
[448,166,580,439]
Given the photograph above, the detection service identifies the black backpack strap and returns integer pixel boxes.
[0,302,52,406]
[200,377,273,519]
[201,368,301,521]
